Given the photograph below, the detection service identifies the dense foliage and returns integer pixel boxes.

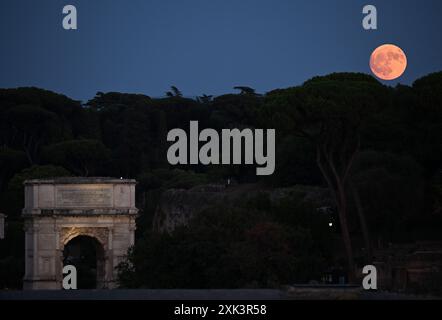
[0,72,441,289]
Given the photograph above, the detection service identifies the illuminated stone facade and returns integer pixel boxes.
[22,178,138,290]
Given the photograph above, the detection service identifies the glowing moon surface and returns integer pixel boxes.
[370,44,407,80]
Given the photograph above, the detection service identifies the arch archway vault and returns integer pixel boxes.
[22,178,138,290]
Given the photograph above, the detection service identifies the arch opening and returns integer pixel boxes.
[62,235,105,289]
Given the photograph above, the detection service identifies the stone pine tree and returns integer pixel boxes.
[264,73,387,282]
[166,86,183,98]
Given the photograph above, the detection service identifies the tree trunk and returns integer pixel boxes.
[350,181,372,262]
[316,145,356,283]
[336,180,356,283]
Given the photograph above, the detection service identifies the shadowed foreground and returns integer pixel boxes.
[0,287,440,300]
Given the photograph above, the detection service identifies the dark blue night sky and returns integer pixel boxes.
[1,0,441,102]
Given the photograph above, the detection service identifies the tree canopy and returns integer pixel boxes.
[1,72,441,289]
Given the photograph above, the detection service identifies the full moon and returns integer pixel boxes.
[370,44,407,80]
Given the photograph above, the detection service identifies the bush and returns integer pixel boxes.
[117,196,333,288]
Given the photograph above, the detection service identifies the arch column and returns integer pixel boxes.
[23,219,59,290]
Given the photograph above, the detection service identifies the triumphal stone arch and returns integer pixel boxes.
[22,178,138,290]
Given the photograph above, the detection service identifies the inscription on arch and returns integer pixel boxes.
[56,185,113,208]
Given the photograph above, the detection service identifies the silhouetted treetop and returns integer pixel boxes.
[233,86,258,95]
[413,71,442,89]
[303,72,381,86]
[165,86,183,98]
[86,92,152,110]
